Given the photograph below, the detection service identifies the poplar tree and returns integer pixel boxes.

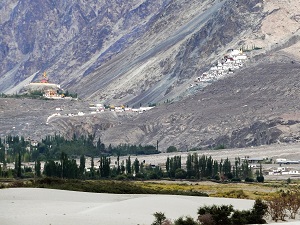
[121,160,125,174]
[99,156,111,178]
[206,156,213,177]
[213,160,219,178]
[60,152,68,178]
[166,157,170,174]
[186,154,192,178]
[17,152,22,177]
[193,153,200,179]
[90,157,95,179]
[126,156,132,174]
[133,158,140,174]
[199,155,207,179]
[79,155,85,177]
[35,159,41,177]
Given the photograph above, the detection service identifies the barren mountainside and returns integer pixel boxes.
[1,0,300,150]
[0,0,266,105]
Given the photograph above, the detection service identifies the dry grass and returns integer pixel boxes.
[136,180,294,200]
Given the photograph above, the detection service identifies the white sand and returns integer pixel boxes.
[0,188,254,225]
[0,188,297,225]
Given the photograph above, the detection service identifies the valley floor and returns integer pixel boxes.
[112,142,300,180]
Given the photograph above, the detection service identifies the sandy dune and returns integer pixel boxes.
[0,188,254,225]
[0,188,298,225]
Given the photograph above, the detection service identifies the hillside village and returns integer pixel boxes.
[46,103,154,124]
[190,49,248,88]
[19,73,156,124]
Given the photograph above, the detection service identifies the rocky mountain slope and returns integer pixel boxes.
[0,0,265,105]
[45,54,300,150]
[1,0,300,150]
[2,53,300,151]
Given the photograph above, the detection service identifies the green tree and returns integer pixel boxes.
[60,152,68,178]
[90,157,95,179]
[168,156,181,178]
[79,155,85,177]
[186,154,192,178]
[231,199,267,224]
[256,163,264,183]
[175,168,187,179]
[133,158,140,174]
[126,156,132,174]
[198,205,234,225]
[250,199,268,224]
[152,212,166,225]
[231,210,251,225]
[223,158,232,179]
[116,155,121,175]
[166,157,170,174]
[166,146,177,153]
[99,156,111,178]
[213,160,219,178]
[174,216,198,225]
[35,159,41,177]
[206,156,213,177]
[193,153,200,179]
[199,155,207,179]
[17,151,22,178]
[121,160,125,174]
[44,160,59,177]
[241,159,252,180]
[96,138,105,152]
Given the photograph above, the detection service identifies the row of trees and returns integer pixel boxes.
[0,134,161,178]
[165,153,264,182]
[0,91,45,99]
[0,134,160,167]
[41,134,159,159]
[42,152,263,182]
[0,135,264,182]
[0,135,34,178]
[0,135,30,163]
[43,153,162,180]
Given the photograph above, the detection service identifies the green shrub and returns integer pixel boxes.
[257,176,264,183]
[115,174,127,180]
[166,146,177,153]
[214,144,225,150]
[213,175,220,181]
[226,172,233,180]
[231,177,241,182]
[251,199,267,224]
[174,216,198,225]
[245,177,254,182]
[135,173,145,179]
[175,168,187,179]
[231,210,252,225]
[148,171,159,180]
[152,212,167,225]
[198,205,234,225]
[198,199,267,225]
